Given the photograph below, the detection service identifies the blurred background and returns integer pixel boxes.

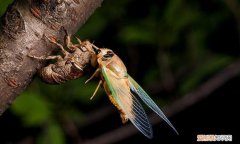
[0,0,239,143]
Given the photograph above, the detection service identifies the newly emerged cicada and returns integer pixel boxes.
[86,46,179,138]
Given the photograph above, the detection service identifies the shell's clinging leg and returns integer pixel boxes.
[46,36,69,56]
[65,35,79,51]
[28,54,63,61]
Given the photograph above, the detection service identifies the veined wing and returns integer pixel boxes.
[101,67,153,138]
[128,75,179,135]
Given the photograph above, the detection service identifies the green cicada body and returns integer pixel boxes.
[86,47,178,138]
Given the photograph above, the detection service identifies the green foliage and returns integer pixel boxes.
[11,92,52,126]
[0,0,13,16]
[37,122,65,144]
[179,55,232,95]
[77,1,130,39]
[118,23,157,45]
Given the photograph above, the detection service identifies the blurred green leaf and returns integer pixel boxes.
[57,78,103,103]
[77,14,108,39]
[180,55,233,95]
[143,67,160,85]
[66,108,85,124]
[118,24,156,45]
[0,0,13,16]
[38,123,65,144]
[11,92,52,126]
[77,1,129,39]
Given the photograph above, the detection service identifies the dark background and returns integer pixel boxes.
[0,0,239,143]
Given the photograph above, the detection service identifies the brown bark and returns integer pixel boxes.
[0,0,103,115]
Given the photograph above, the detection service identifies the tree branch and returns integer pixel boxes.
[0,0,103,115]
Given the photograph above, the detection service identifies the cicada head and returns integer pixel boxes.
[97,49,114,61]
[96,48,127,73]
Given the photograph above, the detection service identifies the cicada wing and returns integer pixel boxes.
[128,75,179,135]
[102,67,153,138]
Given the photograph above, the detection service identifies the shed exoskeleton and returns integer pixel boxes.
[29,35,96,84]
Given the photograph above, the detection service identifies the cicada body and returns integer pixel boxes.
[87,47,179,138]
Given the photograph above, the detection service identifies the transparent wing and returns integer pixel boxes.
[102,67,153,138]
[128,75,179,135]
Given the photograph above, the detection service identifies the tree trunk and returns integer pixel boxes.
[0,0,103,115]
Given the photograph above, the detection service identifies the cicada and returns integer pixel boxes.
[86,46,179,138]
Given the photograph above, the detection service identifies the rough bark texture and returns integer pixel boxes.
[0,0,103,115]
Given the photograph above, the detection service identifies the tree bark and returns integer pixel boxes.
[0,0,103,115]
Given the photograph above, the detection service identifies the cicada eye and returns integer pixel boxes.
[103,51,114,59]
[107,51,114,55]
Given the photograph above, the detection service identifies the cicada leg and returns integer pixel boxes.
[86,68,101,100]
[85,68,100,84]
[90,80,102,100]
